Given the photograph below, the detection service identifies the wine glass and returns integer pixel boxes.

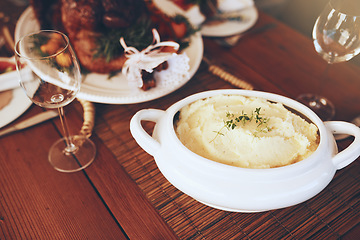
[15,30,96,173]
[297,0,360,121]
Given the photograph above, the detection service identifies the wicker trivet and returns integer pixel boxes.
[77,98,95,138]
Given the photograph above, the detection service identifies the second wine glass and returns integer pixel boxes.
[297,0,360,121]
[15,30,96,173]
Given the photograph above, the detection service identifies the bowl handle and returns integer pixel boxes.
[325,121,360,169]
[130,109,165,156]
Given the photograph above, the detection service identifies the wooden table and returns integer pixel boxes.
[1,2,360,239]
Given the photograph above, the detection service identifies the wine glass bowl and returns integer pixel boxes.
[297,0,360,121]
[15,30,96,173]
[313,0,360,64]
[16,31,80,108]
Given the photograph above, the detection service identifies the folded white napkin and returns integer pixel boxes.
[218,0,254,12]
[0,57,20,92]
[181,0,254,27]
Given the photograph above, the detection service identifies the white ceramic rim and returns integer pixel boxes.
[164,89,328,175]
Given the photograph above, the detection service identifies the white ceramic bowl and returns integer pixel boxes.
[130,89,360,212]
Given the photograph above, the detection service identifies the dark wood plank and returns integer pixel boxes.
[71,102,178,239]
[343,222,360,240]
[0,105,127,239]
[83,135,178,240]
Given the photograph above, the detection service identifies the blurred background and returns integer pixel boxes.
[256,0,328,37]
[256,0,360,65]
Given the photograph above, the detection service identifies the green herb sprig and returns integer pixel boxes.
[210,107,271,142]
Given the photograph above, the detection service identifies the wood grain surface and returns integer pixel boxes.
[0,2,359,239]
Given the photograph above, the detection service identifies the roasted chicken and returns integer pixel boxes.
[30,0,194,74]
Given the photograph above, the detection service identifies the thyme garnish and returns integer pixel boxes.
[94,17,154,63]
[210,107,271,142]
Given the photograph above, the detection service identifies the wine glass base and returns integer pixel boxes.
[296,93,335,121]
[48,135,96,173]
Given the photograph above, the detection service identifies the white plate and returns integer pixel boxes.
[0,58,32,128]
[0,88,32,128]
[201,6,258,37]
[153,0,258,37]
[15,7,203,104]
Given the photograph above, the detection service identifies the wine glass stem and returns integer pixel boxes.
[317,63,331,95]
[309,63,331,109]
[57,107,78,154]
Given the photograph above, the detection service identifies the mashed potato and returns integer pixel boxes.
[174,94,319,169]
